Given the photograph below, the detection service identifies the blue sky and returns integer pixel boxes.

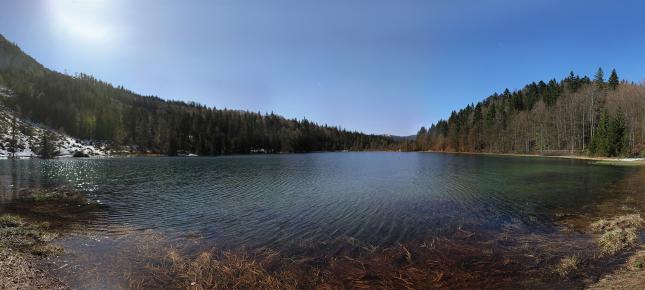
[1,0,644,135]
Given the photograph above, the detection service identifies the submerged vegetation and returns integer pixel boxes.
[138,248,297,290]
[22,189,88,204]
[0,167,642,289]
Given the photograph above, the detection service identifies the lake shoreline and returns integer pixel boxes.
[8,199,644,289]
[1,153,644,288]
[421,150,645,165]
[0,189,103,289]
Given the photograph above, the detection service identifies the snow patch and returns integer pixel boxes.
[0,90,108,158]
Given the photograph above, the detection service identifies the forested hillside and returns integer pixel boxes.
[414,70,645,157]
[0,34,396,155]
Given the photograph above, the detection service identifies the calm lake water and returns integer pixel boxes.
[0,152,638,249]
[0,152,643,288]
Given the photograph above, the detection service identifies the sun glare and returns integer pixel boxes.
[46,0,116,47]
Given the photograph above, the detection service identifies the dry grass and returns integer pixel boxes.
[0,248,68,289]
[555,256,579,277]
[589,249,645,289]
[589,214,644,233]
[589,214,644,255]
[117,232,565,290]
[0,214,63,256]
[626,250,645,271]
[0,214,68,289]
[131,248,299,290]
[597,228,639,256]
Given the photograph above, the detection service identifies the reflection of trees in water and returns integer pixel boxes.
[0,159,105,202]
[0,160,43,201]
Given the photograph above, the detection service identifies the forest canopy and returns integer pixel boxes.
[1,34,643,157]
[414,69,645,157]
[0,34,397,155]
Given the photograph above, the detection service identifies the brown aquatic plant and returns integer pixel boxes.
[134,248,298,290]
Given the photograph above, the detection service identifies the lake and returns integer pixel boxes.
[0,152,642,288]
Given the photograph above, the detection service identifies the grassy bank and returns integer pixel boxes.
[0,213,68,289]
[0,188,101,289]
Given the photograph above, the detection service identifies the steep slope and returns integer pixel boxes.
[0,86,106,158]
[0,34,396,155]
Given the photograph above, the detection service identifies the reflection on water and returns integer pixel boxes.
[0,153,638,248]
[0,153,642,288]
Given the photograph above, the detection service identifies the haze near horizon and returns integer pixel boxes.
[1,0,645,135]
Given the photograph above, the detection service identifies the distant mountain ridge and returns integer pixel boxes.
[0,34,397,155]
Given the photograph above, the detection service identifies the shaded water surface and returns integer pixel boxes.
[0,153,642,288]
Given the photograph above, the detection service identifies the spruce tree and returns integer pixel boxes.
[8,113,18,158]
[590,109,610,156]
[37,131,59,159]
[609,108,628,156]
[608,69,619,91]
[594,67,605,90]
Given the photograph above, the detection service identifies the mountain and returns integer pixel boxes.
[414,70,645,157]
[0,34,397,156]
[0,85,107,158]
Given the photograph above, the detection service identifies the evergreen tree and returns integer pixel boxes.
[8,113,18,158]
[608,108,628,156]
[0,34,397,155]
[608,69,619,91]
[590,109,610,156]
[594,67,605,90]
[36,131,59,159]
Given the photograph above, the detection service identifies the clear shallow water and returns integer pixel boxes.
[0,152,638,250]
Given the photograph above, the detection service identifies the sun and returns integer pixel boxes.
[46,0,117,47]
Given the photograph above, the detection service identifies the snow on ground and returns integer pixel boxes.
[0,86,16,99]
[617,158,645,162]
[0,91,108,159]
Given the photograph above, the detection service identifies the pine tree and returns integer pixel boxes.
[8,113,18,158]
[608,69,619,91]
[590,109,610,156]
[609,108,628,156]
[37,131,59,159]
[594,67,605,90]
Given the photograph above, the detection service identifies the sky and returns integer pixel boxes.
[1,0,644,135]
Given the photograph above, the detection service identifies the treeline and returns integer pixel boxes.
[0,34,396,155]
[414,69,645,157]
